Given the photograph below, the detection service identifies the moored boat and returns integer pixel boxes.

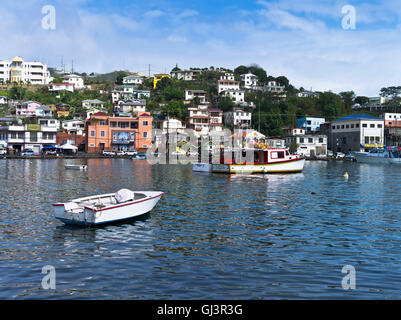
[65,164,87,170]
[353,147,401,164]
[193,148,304,174]
[53,189,164,226]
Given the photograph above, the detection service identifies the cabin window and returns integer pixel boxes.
[271,151,285,159]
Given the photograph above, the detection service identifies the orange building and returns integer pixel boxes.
[85,112,153,153]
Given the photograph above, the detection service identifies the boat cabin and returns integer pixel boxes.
[219,148,296,165]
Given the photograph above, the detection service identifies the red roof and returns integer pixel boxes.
[92,112,108,117]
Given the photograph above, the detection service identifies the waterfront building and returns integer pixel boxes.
[285,134,328,157]
[379,113,401,146]
[328,113,384,153]
[296,117,326,133]
[0,123,57,153]
[0,56,53,84]
[85,112,152,153]
[56,132,85,150]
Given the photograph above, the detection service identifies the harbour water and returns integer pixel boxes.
[1,158,401,299]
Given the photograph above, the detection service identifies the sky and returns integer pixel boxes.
[1,0,401,96]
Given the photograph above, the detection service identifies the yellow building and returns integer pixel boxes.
[10,56,23,84]
[153,74,171,89]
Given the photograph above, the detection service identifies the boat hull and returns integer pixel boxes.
[353,153,401,164]
[212,158,305,174]
[53,191,163,226]
[65,165,87,170]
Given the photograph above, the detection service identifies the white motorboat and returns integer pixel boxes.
[53,189,164,226]
[353,147,401,164]
[192,163,212,172]
[65,164,87,170]
[208,148,305,174]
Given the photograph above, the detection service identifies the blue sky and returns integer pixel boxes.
[1,0,401,96]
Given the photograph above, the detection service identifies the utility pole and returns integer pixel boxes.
[148,64,151,77]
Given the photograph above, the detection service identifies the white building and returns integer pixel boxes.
[240,73,259,90]
[224,108,252,129]
[283,128,306,136]
[48,83,74,93]
[62,119,85,135]
[221,89,245,104]
[82,99,105,110]
[0,124,57,153]
[285,135,327,157]
[62,74,84,89]
[220,72,235,81]
[264,81,285,95]
[184,90,207,104]
[297,90,319,98]
[0,56,53,84]
[218,79,240,94]
[329,113,384,152]
[171,69,202,81]
[0,96,8,105]
[123,75,144,85]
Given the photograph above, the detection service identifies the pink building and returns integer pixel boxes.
[16,101,42,117]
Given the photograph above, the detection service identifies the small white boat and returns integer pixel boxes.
[53,189,164,226]
[353,147,401,164]
[65,164,87,170]
[193,163,212,172]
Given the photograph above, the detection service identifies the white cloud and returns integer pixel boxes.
[145,10,165,18]
[167,34,187,42]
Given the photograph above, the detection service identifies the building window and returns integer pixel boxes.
[300,137,304,143]
[356,124,360,128]
[351,124,354,128]
[378,124,382,128]
[90,130,95,137]
[99,120,106,126]
[143,121,148,126]
[332,126,335,130]
[319,138,323,143]
[341,125,345,129]
[346,124,349,128]
[143,132,148,138]
[308,138,313,143]
[362,124,367,128]
[100,131,105,137]
[365,137,369,144]
[370,124,375,128]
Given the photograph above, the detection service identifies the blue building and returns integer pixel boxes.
[296,117,326,133]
